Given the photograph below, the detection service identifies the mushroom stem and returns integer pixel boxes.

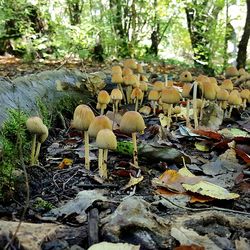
[192,81,199,129]
[167,104,173,130]
[126,86,132,104]
[112,103,115,113]
[228,105,233,118]
[199,98,205,122]
[30,134,37,165]
[132,132,138,167]
[98,148,104,177]
[135,98,139,112]
[34,141,41,164]
[100,106,105,115]
[140,92,144,106]
[102,149,108,179]
[243,99,246,110]
[186,99,190,127]
[84,131,90,170]
[118,84,126,104]
[152,101,156,115]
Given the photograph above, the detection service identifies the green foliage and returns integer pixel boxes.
[0,109,29,200]
[33,197,55,211]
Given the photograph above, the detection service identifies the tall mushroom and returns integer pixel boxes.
[88,116,112,176]
[96,129,117,178]
[148,90,160,115]
[26,116,45,166]
[181,83,192,127]
[120,111,145,167]
[71,104,95,170]
[131,87,143,112]
[34,124,48,164]
[110,88,123,113]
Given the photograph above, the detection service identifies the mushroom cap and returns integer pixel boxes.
[225,66,239,78]
[123,59,137,70]
[153,81,165,91]
[122,67,133,76]
[209,77,218,86]
[161,87,181,104]
[124,74,139,87]
[37,124,48,143]
[167,80,174,87]
[238,68,246,76]
[148,90,159,101]
[140,75,148,82]
[111,88,123,100]
[112,74,123,84]
[120,111,145,134]
[71,104,95,131]
[131,87,143,100]
[240,89,250,99]
[111,65,122,75]
[217,88,229,101]
[139,81,148,92]
[137,64,144,74]
[96,129,117,150]
[98,90,110,104]
[182,83,192,98]
[88,115,112,138]
[221,79,234,91]
[26,116,44,134]
[180,71,192,82]
[228,92,242,105]
[203,82,216,100]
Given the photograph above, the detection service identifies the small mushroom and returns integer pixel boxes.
[34,124,48,163]
[148,90,160,115]
[240,89,250,110]
[227,90,242,118]
[71,104,95,170]
[97,90,110,115]
[110,88,123,113]
[26,116,45,166]
[96,129,117,178]
[179,71,193,82]
[120,111,145,167]
[131,87,143,112]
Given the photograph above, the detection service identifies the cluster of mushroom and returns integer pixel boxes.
[71,103,145,179]
[179,66,250,128]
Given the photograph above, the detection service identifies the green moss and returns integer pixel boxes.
[33,197,55,211]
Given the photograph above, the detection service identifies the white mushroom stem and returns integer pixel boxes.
[132,132,139,167]
[126,86,132,104]
[115,100,119,113]
[135,98,139,112]
[167,104,173,130]
[84,131,90,170]
[34,141,41,164]
[228,105,233,118]
[100,104,105,115]
[98,148,104,177]
[199,98,205,122]
[192,81,199,129]
[118,84,126,104]
[243,99,247,110]
[186,99,190,127]
[102,149,108,179]
[140,92,144,106]
[30,134,37,165]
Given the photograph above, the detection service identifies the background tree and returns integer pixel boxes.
[236,0,250,68]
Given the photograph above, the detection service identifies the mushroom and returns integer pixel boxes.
[96,129,117,178]
[122,67,133,77]
[148,90,160,115]
[139,81,148,105]
[131,87,143,112]
[240,89,250,110]
[88,116,112,176]
[71,104,95,170]
[34,124,48,164]
[225,66,239,80]
[161,87,181,130]
[110,88,123,113]
[227,90,242,118]
[26,116,45,166]
[216,87,229,117]
[181,83,192,127]
[111,73,125,102]
[123,58,137,70]
[136,63,144,74]
[124,74,139,104]
[120,111,145,167]
[221,79,234,92]
[97,90,110,115]
[111,65,122,75]
[179,71,193,82]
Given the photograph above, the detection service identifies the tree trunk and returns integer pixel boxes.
[236,0,250,69]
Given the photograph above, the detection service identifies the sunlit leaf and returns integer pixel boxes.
[194,141,210,152]
[58,158,73,169]
[122,175,144,190]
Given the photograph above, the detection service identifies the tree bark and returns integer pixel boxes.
[236,0,250,69]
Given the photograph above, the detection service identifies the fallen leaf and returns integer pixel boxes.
[122,175,144,190]
[174,244,205,250]
[235,148,250,164]
[159,113,171,128]
[58,158,73,169]
[88,242,140,250]
[152,169,200,193]
[189,193,214,203]
[195,141,210,152]
[218,128,250,139]
[179,167,240,200]
[192,129,223,140]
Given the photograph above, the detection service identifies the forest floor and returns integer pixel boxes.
[0,55,250,250]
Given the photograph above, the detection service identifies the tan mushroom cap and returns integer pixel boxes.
[240,89,250,99]
[203,82,216,100]
[112,74,123,84]
[161,87,181,104]
[228,92,242,105]
[225,66,239,78]
[111,88,123,100]
[111,65,122,75]
[221,79,234,91]
[122,67,133,76]
[238,68,246,76]
[137,64,144,74]
[217,88,229,101]
[139,81,148,92]
[72,104,95,131]
[180,71,193,82]
[148,90,159,101]
[26,116,44,134]
[88,115,112,138]
[182,83,192,98]
[120,111,145,134]
[96,129,117,150]
[123,59,137,70]
[98,90,110,104]
[131,87,143,100]
[153,81,165,91]
[140,75,148,82]
[124,74,139,87]
[37,124,48,143]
